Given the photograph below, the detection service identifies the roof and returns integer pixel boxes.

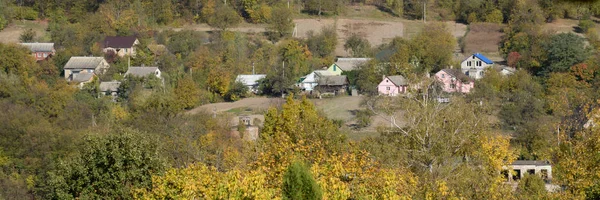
[334,58,371,71]
[64,57,106,69]
[314,70,337,77]
[71,73,95,83]
[318,75,348,86]
[103,36,138,48]
[387,75,408,86]
[125,66,159,77]
[470,53,494,64]
[99,81,121,92]
[511,160,551,166]
[19,43,54,52]
[439,69,473,82]
[236,74,266,86]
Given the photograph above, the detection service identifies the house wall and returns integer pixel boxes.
[461,56,492,80]
[378,77,405,96]
[325,64,343,75]
[435,71,474,93]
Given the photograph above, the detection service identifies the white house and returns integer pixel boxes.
[297,70,337,91]
[64,57,109,81]
[461,53,494,80]
[235,74,266,93]
[125,66,161,78]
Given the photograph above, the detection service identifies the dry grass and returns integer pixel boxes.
[463,22,505,55]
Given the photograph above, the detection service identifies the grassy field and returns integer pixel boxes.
[0,20,49,44]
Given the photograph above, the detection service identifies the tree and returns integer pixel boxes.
[39,128,166,199]
[268,5,294,39]
[411,22,455,72]
[208,6,242,31]
[19,28,36,43]
[542,33,590,75]
[485,9,504,23]
[175,75,200,109]
[282,161,322,200]
[225,81,248,101]
[344,34,371,57]
[306,25,337,58]
[578,19,594,33]
[516,174,548,199]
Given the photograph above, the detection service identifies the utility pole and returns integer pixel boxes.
[252,62,255,75]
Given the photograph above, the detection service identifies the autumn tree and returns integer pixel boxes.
[516,174,548,199]
[175,75,200,109]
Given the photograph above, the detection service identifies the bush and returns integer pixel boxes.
[578,19,594,33]
[355,109,373,129]
[19,28,35,42]
[282,161,322,200]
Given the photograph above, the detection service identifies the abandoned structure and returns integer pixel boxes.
[503,160,552,182]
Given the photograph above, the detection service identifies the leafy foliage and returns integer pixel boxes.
[282,161,322,200]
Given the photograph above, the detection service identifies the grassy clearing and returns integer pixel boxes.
[463,22,504,56]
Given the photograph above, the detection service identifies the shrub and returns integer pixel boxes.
[578,19,594,33]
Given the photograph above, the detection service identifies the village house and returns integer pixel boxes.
[71,73,96,89]
[378,75,408,96]
[461,53,494,80]
[125,65,161,78]
[435,69,474,93]
[99,81,121,99]
[20,43,55,61]
[297,70,337,91]
[64,57,110,81]
[102,36,139,57]
[330,58,371,74]
[314,75,349,95]
[235,74,266,93]
[503,160,559,192]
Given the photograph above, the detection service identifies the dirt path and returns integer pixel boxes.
[186,97,284,115]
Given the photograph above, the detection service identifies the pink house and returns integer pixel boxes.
[435,69,474,93]
[378,75,408,96]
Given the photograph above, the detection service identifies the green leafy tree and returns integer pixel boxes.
[208,6,242,31]
[485,9,504,23]
[19,28,36,43]
[268,5,294,39]
[411,22,455,72]
[39,128,166,199]
[578,19,594,33]
[225,81,249,102]
[306,25,337,58]
[344,34,371,57]
[542,33,590,75]
[516,174,548,199]
[282,161,322,200]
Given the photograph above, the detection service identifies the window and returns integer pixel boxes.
[441,74,445,78]
[467,61,471,67]
[386,87,390,91]
[124,48,128,53]
[450,84,456,89]
[386,80,389,82]
[43,53,48,58]
[333,65,337,71]
[480,71,484,76]
[476,61,482,66]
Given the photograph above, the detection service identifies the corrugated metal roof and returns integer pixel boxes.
[235,74,266,86]
[103,36,138,48]
[441,69,473,82]
[318,75,348,86]
[125,66,159,77]
[334,58,371,71]
[71,73,95,83]
[64,57,107,69]
[387,75,407,86]
[99,81,121,92]
[473,53,494,64]
[19,43,54,52]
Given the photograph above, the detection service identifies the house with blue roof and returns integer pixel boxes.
[460,53,494,80]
